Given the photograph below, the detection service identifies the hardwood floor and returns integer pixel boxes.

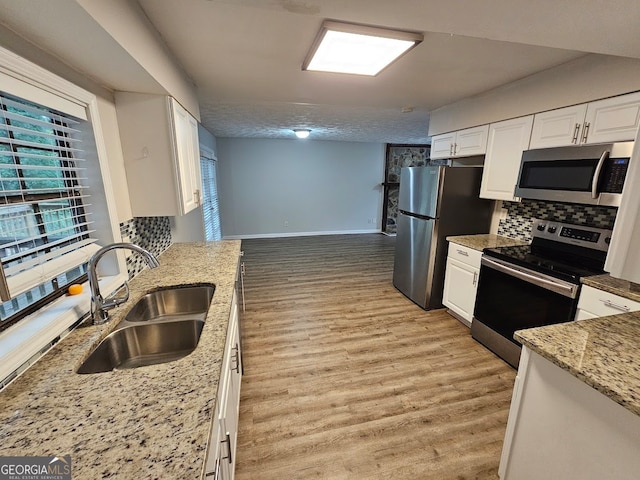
[235,234,515,480]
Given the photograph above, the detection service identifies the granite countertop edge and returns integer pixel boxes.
[446,234,529,251]
[515,312,640,417]
[581,273,640,303]
[0,240,241,479]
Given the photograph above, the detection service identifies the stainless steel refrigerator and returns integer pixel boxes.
[393,166,493,309]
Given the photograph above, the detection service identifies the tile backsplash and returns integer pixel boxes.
[497,200,617,241]
[119,217,172,278]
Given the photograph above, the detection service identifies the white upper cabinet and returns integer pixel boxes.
[480,115,534,201]
[430,125,489,159]
[530,91,640,148]
[529,104,588,148]
[430,132,457,159]
[115,93,203,217]
[583,92,640,144]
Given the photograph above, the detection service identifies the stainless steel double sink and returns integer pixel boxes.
[77,284,215,374]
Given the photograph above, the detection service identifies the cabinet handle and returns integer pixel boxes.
[240,262,246,312]
[572,123,580,144]
[581,122,590,143]
[472,271,478,286]
[449,143,453,156]
[453,143,457,155]
[457,249,469,257]
[194,189,201,206]
[221,432,233,465]
[204,458,220,479]
[232,343,241,374]
[600,299,631,312]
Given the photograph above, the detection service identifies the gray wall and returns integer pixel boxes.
[216,138,385,238]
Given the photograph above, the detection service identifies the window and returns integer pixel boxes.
[0,93,96,331]
[201,153,222,241]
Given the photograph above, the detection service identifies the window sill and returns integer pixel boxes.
[0,274,127,387]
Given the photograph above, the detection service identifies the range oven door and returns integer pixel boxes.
[471,256,579,368]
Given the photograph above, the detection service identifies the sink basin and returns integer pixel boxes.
[124,284,215,323]
[77,320,205,374]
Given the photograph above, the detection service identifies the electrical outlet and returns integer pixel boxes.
[283,220,289,227]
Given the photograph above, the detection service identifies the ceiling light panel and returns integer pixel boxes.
[303,21,423,76]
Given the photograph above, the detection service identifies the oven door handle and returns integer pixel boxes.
[481,256,579,299]
[591,149,609,200]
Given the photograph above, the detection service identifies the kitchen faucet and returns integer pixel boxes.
[88,242,160,324]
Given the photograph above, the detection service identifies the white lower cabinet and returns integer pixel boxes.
[574,284,640,321]
[443,243,483,325]
[204,289,242,479]
[499,347,640,479]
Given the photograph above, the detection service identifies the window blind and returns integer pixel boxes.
[201,154,222,241]
[0,92,98,308]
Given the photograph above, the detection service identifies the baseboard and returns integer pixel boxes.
[223,229,381,240]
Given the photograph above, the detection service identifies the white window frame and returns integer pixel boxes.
[0,46,127,384]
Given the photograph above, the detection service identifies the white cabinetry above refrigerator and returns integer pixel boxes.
[430,125,489,159]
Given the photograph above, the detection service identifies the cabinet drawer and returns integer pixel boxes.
[577,285,640,317]
[447,243,482,267]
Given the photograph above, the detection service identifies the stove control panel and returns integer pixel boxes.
[532,219,612,252]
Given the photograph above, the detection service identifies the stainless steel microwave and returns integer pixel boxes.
[514,142,633,206]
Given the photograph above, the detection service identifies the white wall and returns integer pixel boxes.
[429,54,640,135]
[76,0,200,119]
[0,24,134,224]
[216,138,385,238]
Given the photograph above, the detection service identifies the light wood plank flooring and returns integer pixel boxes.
[235,234,515,480]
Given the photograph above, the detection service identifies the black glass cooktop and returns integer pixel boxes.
[483,243,605,284]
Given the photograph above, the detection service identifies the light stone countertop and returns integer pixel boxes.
[581,273,640,303]
[446,234,529,251]
[515,312,640,417]
[0,241,241,479]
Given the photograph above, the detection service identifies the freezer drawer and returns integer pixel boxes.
[393,212,436,308]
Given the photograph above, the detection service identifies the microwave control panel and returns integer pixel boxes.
[602,158,629,193]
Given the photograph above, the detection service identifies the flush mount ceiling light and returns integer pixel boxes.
[293,129,311,139]
[302,20,423,76]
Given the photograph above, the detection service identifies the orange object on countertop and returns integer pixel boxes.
[68,284,83,295]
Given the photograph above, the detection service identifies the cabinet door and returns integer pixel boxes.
[221,294,241,480]
[583,92,640,144]
[443,257,479,324]
[576,285,640,317]
[454,125,489,157]
[430,132,456,159]
[529,104,587,149]
[480,116,533,201]
[204,418,224,479]
[171,99,202,215]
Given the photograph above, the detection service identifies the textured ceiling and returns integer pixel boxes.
[199,102,432,143]
[2,0,640,144]
[136,0,600,143]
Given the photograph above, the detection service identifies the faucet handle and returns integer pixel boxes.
[102,281,130,309]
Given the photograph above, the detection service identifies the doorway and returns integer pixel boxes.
[382,144,431,234]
